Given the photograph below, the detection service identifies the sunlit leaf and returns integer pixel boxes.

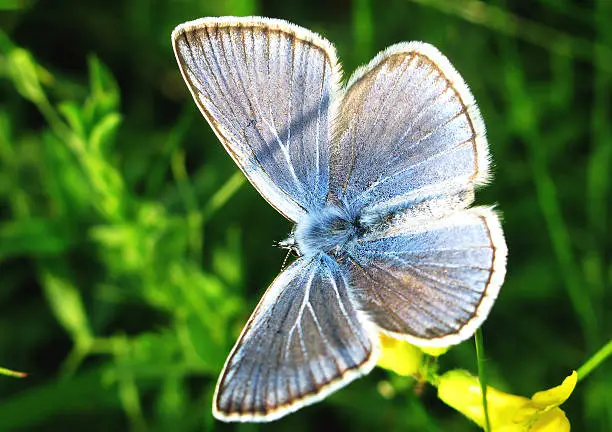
[39,263,93,345]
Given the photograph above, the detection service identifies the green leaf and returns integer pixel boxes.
[84,55,120,123]
[89,112,122,155]
[39,262,93,345]
[7,48,46,104]
[58,101,86,140]
[0,366,27,378]
[0,219,75,259]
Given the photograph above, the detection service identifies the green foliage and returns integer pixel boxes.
[0,0,610,431]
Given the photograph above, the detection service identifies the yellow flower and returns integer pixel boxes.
[420,345,450,357]
[377,333,452,376]
[437,369,577,431]
[377,333,423,376]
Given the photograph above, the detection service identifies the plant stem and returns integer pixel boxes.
[475,329,491,431]
[577,338,612,383]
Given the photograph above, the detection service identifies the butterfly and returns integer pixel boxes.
[171,16,507,423]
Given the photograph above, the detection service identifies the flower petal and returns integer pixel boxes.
[438,370,576,431]
[530,371,577,409]
[438,370,528,429]
[420,346,450,357]
[377,333,422,376]
[530,407,570,432]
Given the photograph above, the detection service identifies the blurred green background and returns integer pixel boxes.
[0,0,610,430]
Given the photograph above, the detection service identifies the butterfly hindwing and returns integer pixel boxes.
[342,207,506,347]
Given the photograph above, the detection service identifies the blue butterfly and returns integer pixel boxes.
[172,16,507,423]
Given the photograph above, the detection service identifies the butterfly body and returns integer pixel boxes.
[293,200,363,257]
[172,16,507,422]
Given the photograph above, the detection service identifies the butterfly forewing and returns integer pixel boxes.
[331,42,488,219]
[172,17,340,222]
[213,254,377,422]
[343,208,506,346]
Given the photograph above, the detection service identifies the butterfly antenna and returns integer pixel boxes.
[281,248,292,270]
[277,236,299,270]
